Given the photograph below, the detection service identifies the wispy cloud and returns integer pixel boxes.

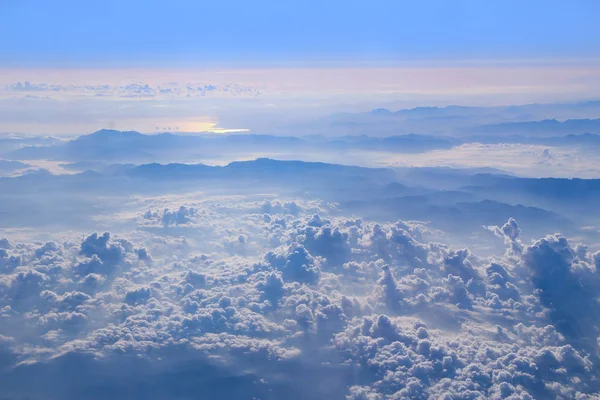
[3,81,261,99]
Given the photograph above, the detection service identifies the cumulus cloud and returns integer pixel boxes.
[523,234,600,347]
[0,209,599,399]
[487,217,524,257]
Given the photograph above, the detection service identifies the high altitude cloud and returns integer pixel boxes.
[3,81,261,99]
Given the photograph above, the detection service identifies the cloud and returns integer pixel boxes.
[265,243,322,285]
[486,217,523,257]
[3,81,261,99]
[0,210,599,399]
[523,234,600,346]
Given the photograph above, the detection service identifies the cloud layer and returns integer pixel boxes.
[1,199,599,399]
[3,81,262,99]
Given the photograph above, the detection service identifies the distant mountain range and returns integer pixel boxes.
[369,100,600,120]
[7,129,458,162]
[247,99,600,138]
[471,118,600,136]
[2,157,599,237]
[9,125,600,166]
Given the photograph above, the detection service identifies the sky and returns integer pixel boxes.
[1,0,600,67]
[1,0,600,135]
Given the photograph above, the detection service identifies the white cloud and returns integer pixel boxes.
[0,207,599,398]
[3,81,261,99]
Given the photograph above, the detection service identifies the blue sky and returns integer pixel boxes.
[1,0,600,135]
[1,0,599,66]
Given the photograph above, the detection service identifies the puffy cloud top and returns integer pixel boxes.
[0,210,598,399]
